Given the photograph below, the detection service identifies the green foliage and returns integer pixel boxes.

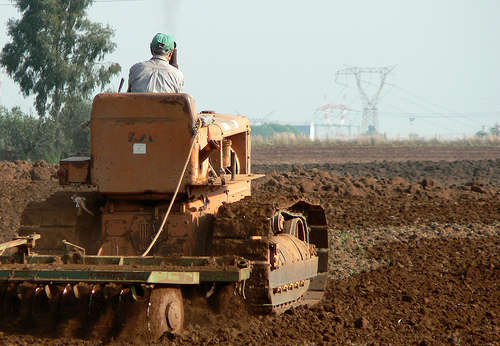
[59,97,92,156]
[475,129,488,138]
[0,100,91,162]
[490,124,499,136]
[0,0,118,161]
[476,124,499,138]
[0,0,120,119]
[0,106,57,161]
[252,123,301,138]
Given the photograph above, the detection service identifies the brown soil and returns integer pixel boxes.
[177,236,499,345]
[253,144,500,165]
[0,160,57,182]
[0,147,498,345]
[255,158,500,185]
[252,165,499,229]
[0,161,59,243]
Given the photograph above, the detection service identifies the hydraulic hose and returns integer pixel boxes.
[142,119,201,256]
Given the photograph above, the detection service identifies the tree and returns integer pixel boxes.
[0,101,92,162]
[0,0,120,121]
[58,96,92,155]
[0,106,57,161]
[490,123,499,137]
[252,123,302,138]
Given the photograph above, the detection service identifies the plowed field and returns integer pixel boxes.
[0,145,498,345]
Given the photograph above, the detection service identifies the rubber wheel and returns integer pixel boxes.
[148,287,184,339]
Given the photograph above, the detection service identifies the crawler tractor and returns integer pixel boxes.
[0,93,328,339]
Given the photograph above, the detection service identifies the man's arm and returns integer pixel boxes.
[169,47,178,69]
[127,72,132,92]
[173,69,184,93]
[127,64,137,92]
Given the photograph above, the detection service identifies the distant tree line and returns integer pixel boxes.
[0,0,120,162]
[0,100,91,161]
[252,123,302,138]
[475,124,500,138]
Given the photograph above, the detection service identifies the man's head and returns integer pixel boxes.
[150,33,175,59]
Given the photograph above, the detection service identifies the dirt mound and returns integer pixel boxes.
[253,169,500,229]
[0,160,57,182]
[0,181,60,243]
[0,160,69,243]
[252,145,500,166]
[173,236,499,345]
[254,158,500,185]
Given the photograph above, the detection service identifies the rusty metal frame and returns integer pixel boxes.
[0,251,251,285]
[0,266,250,285]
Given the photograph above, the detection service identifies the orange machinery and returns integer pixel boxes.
[58,93,259,257]
[2,93,328,339]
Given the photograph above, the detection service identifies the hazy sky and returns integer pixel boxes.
[0,0,499,138]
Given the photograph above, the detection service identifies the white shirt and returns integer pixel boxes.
[128,56,184,93]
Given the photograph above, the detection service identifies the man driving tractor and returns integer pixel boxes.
[127,33,184,93]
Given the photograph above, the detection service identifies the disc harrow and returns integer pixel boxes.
[0,236,252,340]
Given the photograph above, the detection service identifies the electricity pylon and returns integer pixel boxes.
[335,66,395,134]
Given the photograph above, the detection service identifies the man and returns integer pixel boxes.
[128,33,184,93]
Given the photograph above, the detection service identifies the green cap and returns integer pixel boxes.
[151,33,175,52]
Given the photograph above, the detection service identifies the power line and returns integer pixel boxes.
[335,66,396,134]
[0,0,143,5]
[378,111,498,117]
[359,77,491,130]
[385,81,459,114]
[383,103,467,135]
[330,68,498,136]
